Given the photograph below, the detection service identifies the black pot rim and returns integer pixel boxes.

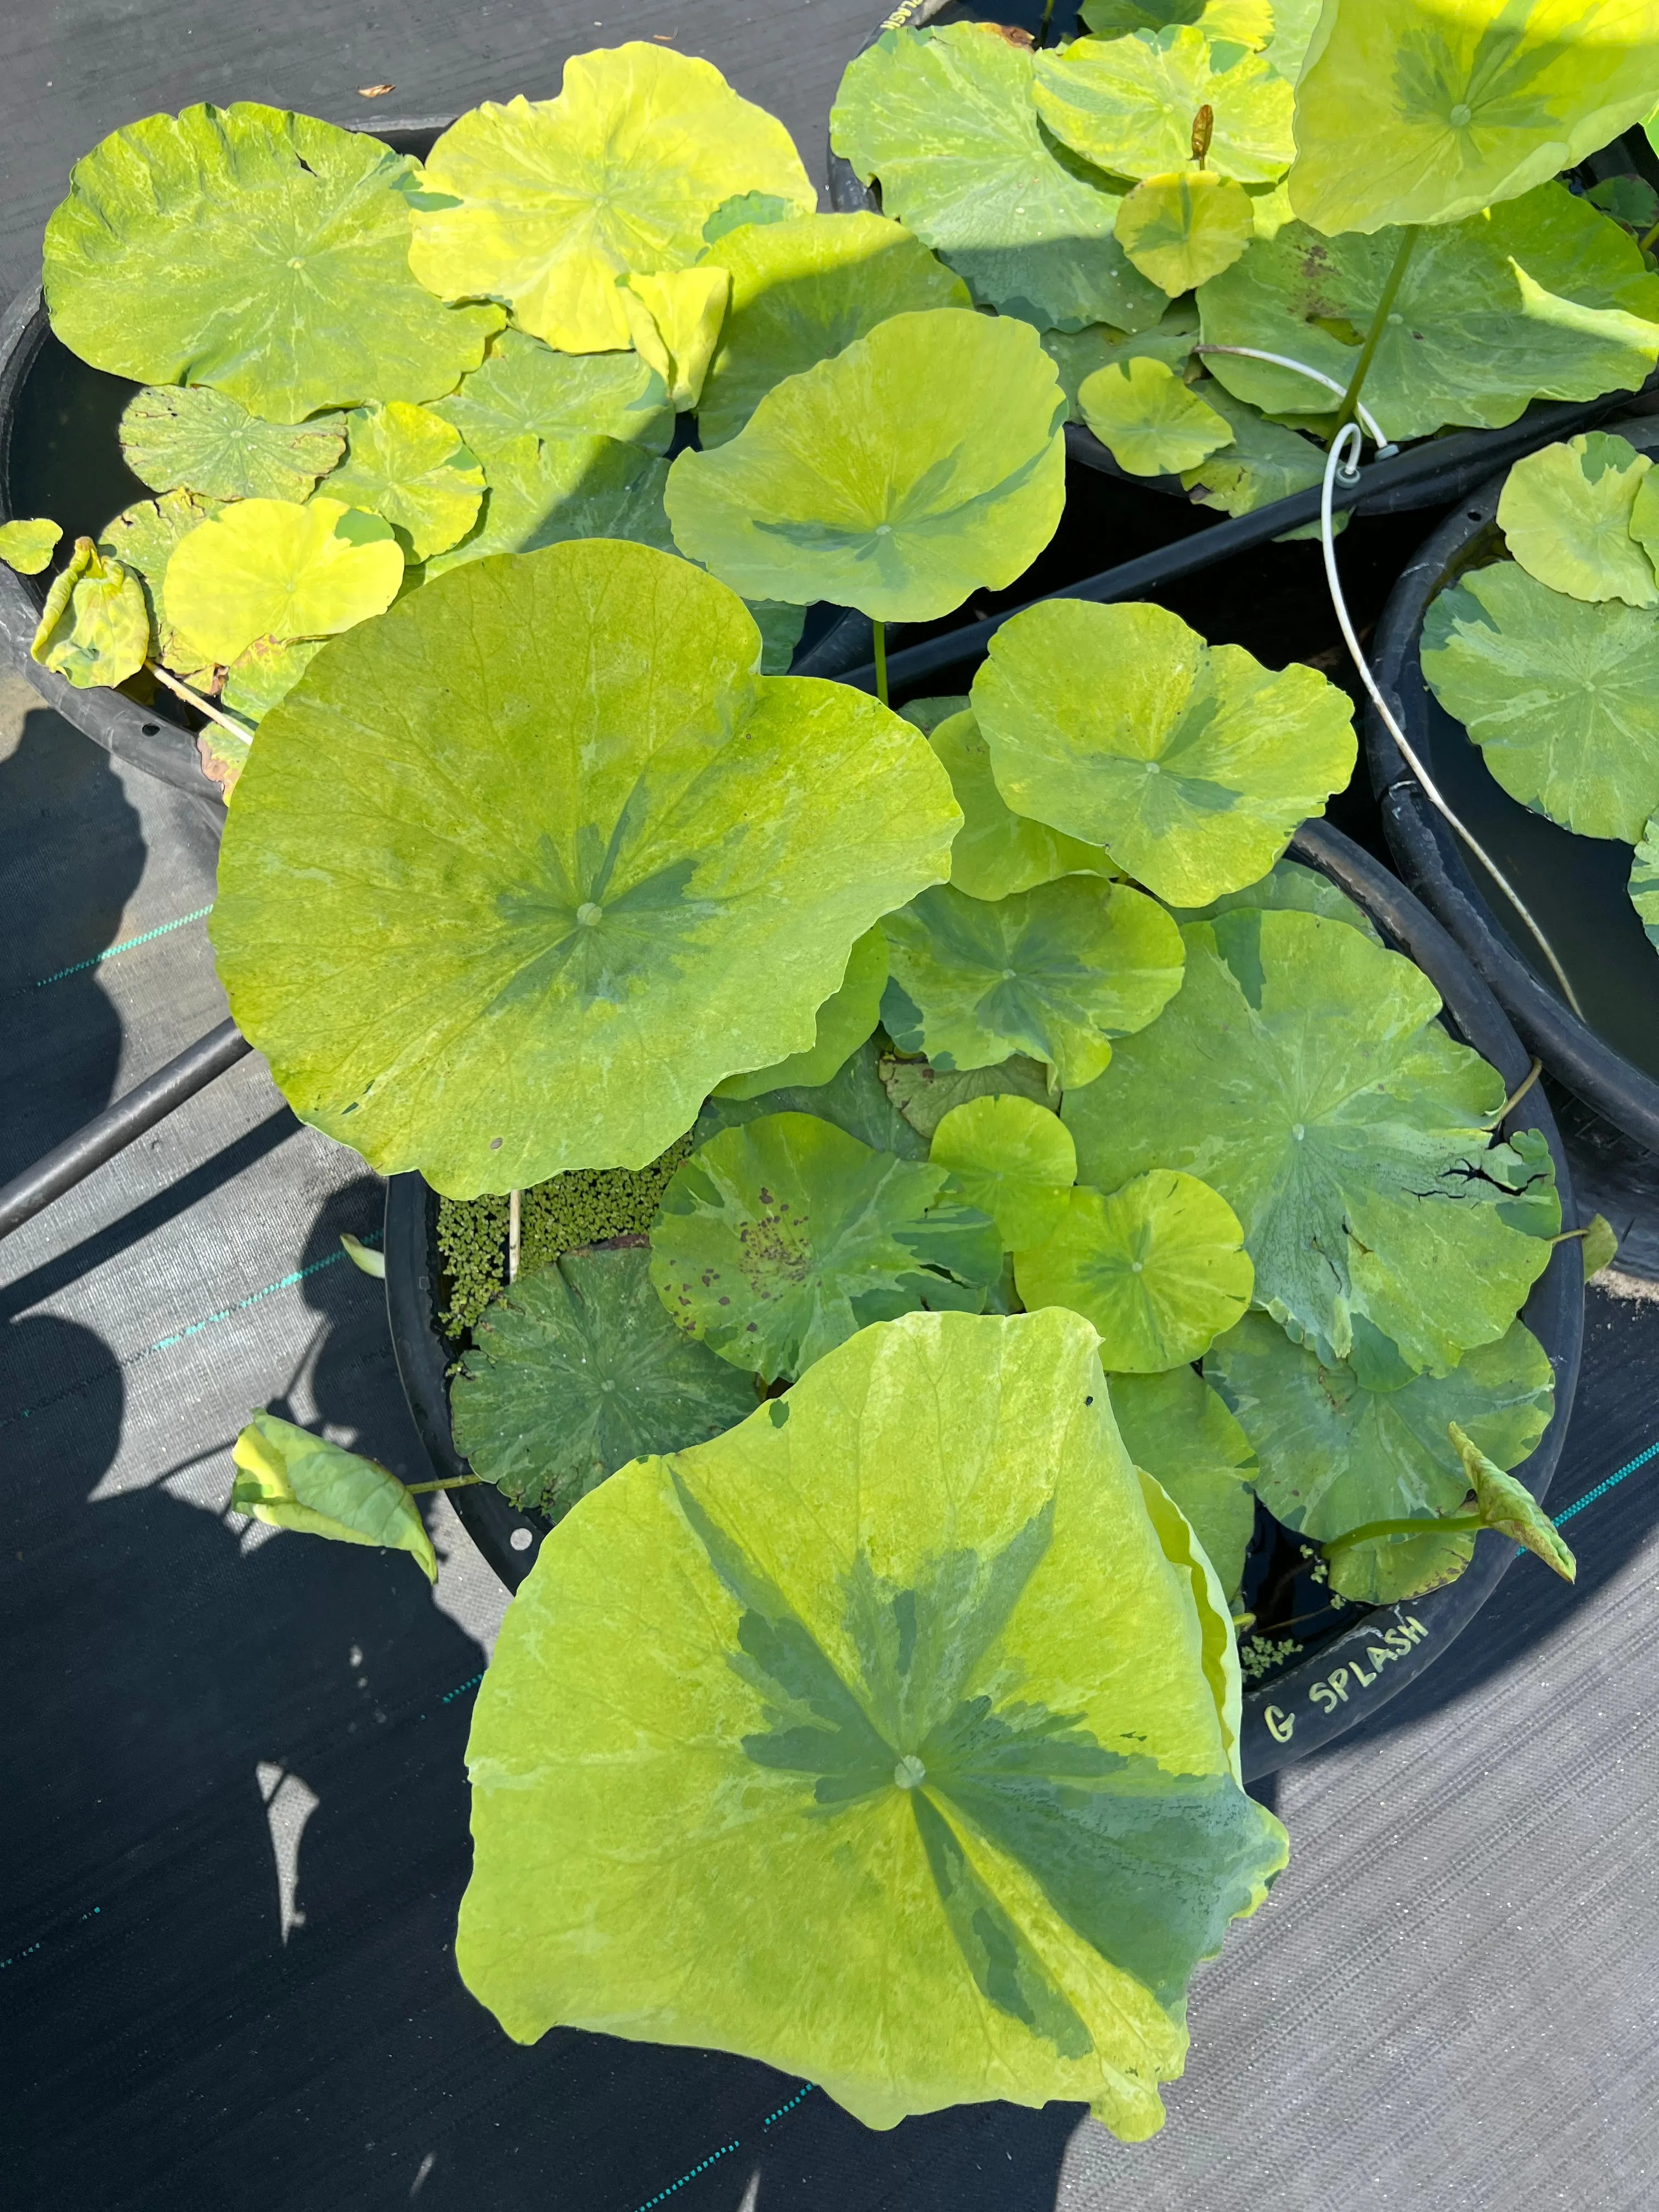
[382,819,1584,1784]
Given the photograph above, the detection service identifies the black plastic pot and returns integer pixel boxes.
[382,820,1583,1782]
[1367,411,1659,1276]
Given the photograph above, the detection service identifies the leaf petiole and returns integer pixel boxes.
[1323,1512,1482,1555]
[1331,225,1419,440]
[872,618,888,708]
[145,658,257,747]
[404,1475,482,1495]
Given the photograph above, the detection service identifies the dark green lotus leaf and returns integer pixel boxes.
[665,308,1066,624]
[1016,1172,1252,1372]
[882,878,1184,1090]
[698,1035,929,1161]
[1420,559,1659,843]
[435,328,674,454]
[1034,28,1295,185]
[1043,302,1199,421]
[230,1410,436,1581]
[424,432,674,577]
[830,25,1166,332]
[715,926,888,1099]
[1198,185,1659,443]
[119,384,345,504]
[930,1092,1077,1251]
[211,540,960,1195]
[1079,357,1233,474]
[1080,0,1274,44]
[323,400,486,562]
[698,212,970,447]
[1205,1309,1554,1548]
[1631,815,1659,951]
[879,1051,1052,1143]
[928,709,1116,902]
[1175,856,1381,944]
[703,190,797,245]
[1176,383,1329,529]
[31,538,149,690]
[1588,172,1659,239]
[972,599,1356,906]
[44,103,501,421]
[0,518,63,575]
[649,1111,1000,1382]
[163,495,403,666]
[450,1244,760,1517]
[1497,431,1657,606]
[1063,909,1555,1373]
[1108,1364,1256,1601]
[1451,1422,1576,1582]
[1324,1519,1476,1606]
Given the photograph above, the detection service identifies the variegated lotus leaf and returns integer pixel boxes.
[1064,909,1556,1374]
[422,432,673,579]
[456,1305,1288,2135]
[1289,0,1659,235]
[31,538,149,689]
[1081,0,1273,41]
[927,709,1115,904]
[1042,301,1199,422]
[1175,855,1380,944]
[929,1093,1077,1251]
[0,518,61,575]
[972,599,1356,906]
[698,1036,929,1162]
[44,103,500,421]
[715,926,888,1100]
[1177,382,1329,525]
[408,47,813,353]
[230,1409,436,1580]
[221,636,325,725]
[1630,815,1659,952]
[119,384,345,503]
[1450,1423,1576,1581]
[1034,29,1295,185]
[1420,560,1659,843]
[98,490,224,672]
[665,309,1066,624]
[1114,173,1256,295]
[829,25,1166,333]
[619,266,730,413]
[1108,1364,1256,1600]
[1198,186,1659,442]
[878,1051,1052,1144]
[1497,432,1656,607]
[882,877,1184,1091]
[1079,356,1233,475]
[1016,1172,1252,1372]
[697,212,970,448]
[1261,0,1322,81]
[433,328,673,453]
[211,540,960,1195]
[449,1244,760,1517]
[649,1112,1002,1382]
[323,402,485,562]
[702,190,797,245]
[163,496,403,666]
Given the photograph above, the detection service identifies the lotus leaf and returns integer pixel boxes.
[408,48,814,353]
[1064,909,1556,1372]
[1581,1210,1621,1280]
[1624,458,1659,568]
[31,538,149,690]
[619,266,730,412]
[1081,0,1273,40]
[928,709,1116,903]
[1034,29,1295,185]
[230,1410,436,1581]
[323,401,486,562]
[1079,356,1233,474]
[1113,172,1257,294]
[715,926,888,1099]
[44,104,500,421]
[456,1305,1288,2134]
[433,328,673,453]
[423,431,672,574]
[221,636,325,725]
[879,1052,1052,1143]
[901,695,972,736]
[1449,1423,1576,1581]
[1289,0,1659,236]
[882,878,1185,1090]
[703,190,797,245]
[0,518,62,575]
[1042,302,1199,420]
[163,496,403,666]
[972,599,1356,906]
[1176,382,1329,524]
[1017,1173,1251,1372]
[1325,1517,1477,1604]
[1590,171,1659,238]
[98,490,225,673]
[450,1244,759,1516]
[1630,814,1659,949]
[1420,559,1659,842]
[829,26,1166,332]
[1261,0,1322,81]
[1107,1365,1256,1599]
[1204,1310,1554,1542]
[697,212,970,447]
[119,384,345,503]
[930,1093,1077,1250]
[699,1036,928,1161]
[1496,432,1656,606]
[649,1113,1000,1382]
[211,540,959,1194]
[1178,855,1381,944]
[665,308,1066,623]
[1198,186,1659,441]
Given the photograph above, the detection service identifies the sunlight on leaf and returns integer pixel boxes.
[1498,432,1656,607]
[619,266,730,411]
[163,496,403,665]
[324,400,485,562]
[1034,28,1295,185]
[0,518,62,575]
[930,1092,1077,1251]
[715,926,889,1099]
[230,1410,436,1581]
[927,709,1116,902]
[31,537,149,689]
[1451,1422,1575,1581]
[120,385,345,504]
[434,328,673,453]
[1079,356,1234,473]
[1114,172,1257,294]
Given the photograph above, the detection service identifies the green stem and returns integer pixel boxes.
[872,618,888,709]
[1037,0,1056,41]
[405,1476,482,1496]
[1550,1226,1593,1248]
[1331,226,1419,440]
[1493,1056,1543,1124]
[1324,1513,1482,1556]
[1640,215,1659,255]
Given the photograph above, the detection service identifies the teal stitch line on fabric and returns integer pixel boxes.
[30,905,212,990]
[1551,1438,1659,1527]
[634,2140,742,2210]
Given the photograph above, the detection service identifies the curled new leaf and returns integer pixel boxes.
[619,266,730,413]
[930,1093,1077,1251]
[230,1410,436,1581]
[1579,1212,1621,1282]
[1449,1422,1576,1582]
[1034,29,1295,185]
[1497,432,1656,607]
[120,385,345,503]
[163,496,404,665]
[1079,356,1233,475]
[31,538,149,690]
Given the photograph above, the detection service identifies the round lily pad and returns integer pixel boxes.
[1114,172,1257,296]
[829,24,1165,333]
[715,926,888,1101]
[1078,356,1233,475]
[1420,558,1659,843]
[697,211,970,448]
[1107,1364,1256,1601]
[1631,816,1659,951]
[1042,302,1199,420]
[423,433,673,578]
[456,1305,1288,2137]
[450,1243,760,1518]
[1497,432,1656,607]
[119,385,346,503]
[31,538,149,691]
[163,496,403,665]
[928,709,1115,903]
[211,540,960,1195]
[435,329,673,453]
[323,401,486,562]
[882,877,1185,1091]
[929,1092,1077,1251]
[1016,1172,1252,1373]
[665,308,1066,623]
[1063,908,1556,1375]
[44,103,501,421]
[408,47,814,353]
[1034,29,1295,185]
[972,599,1356,906]
[0,518,62,575]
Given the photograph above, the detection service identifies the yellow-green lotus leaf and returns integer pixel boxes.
[163,495,403,665]
[1497,432,1656,606]
[210,540,960,1196]
[98,490,224,672]
[119,384,345,503]
[435,328,673,453]
[456,1305,1288,2136]
[1042,302,1199,421]
[1289,0,1659,236]
[972,599,1356,906]
[221,635,325,725]
[1623,456,1659,576]
[0,518,62,575]
[424,432,673,577]
[324,400,485,562]
[1035,28,1296,185]
[1631,814,1659,950]
[1114,171,1257,294]
[715,926,889,1100]
[43,104,500,421]
[31,537,149,690]
[230,1410,436,1581]
[1449,1421,1576,1581]
[1108,1365,1256,1601]
[619,266,730,412]
[1176,382,1329,523]
[1079,354,1234,473]
[930,1092,1077,1250]
[409,47,813,353]
[928,709,1116,902]
[665,308,1065,624]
